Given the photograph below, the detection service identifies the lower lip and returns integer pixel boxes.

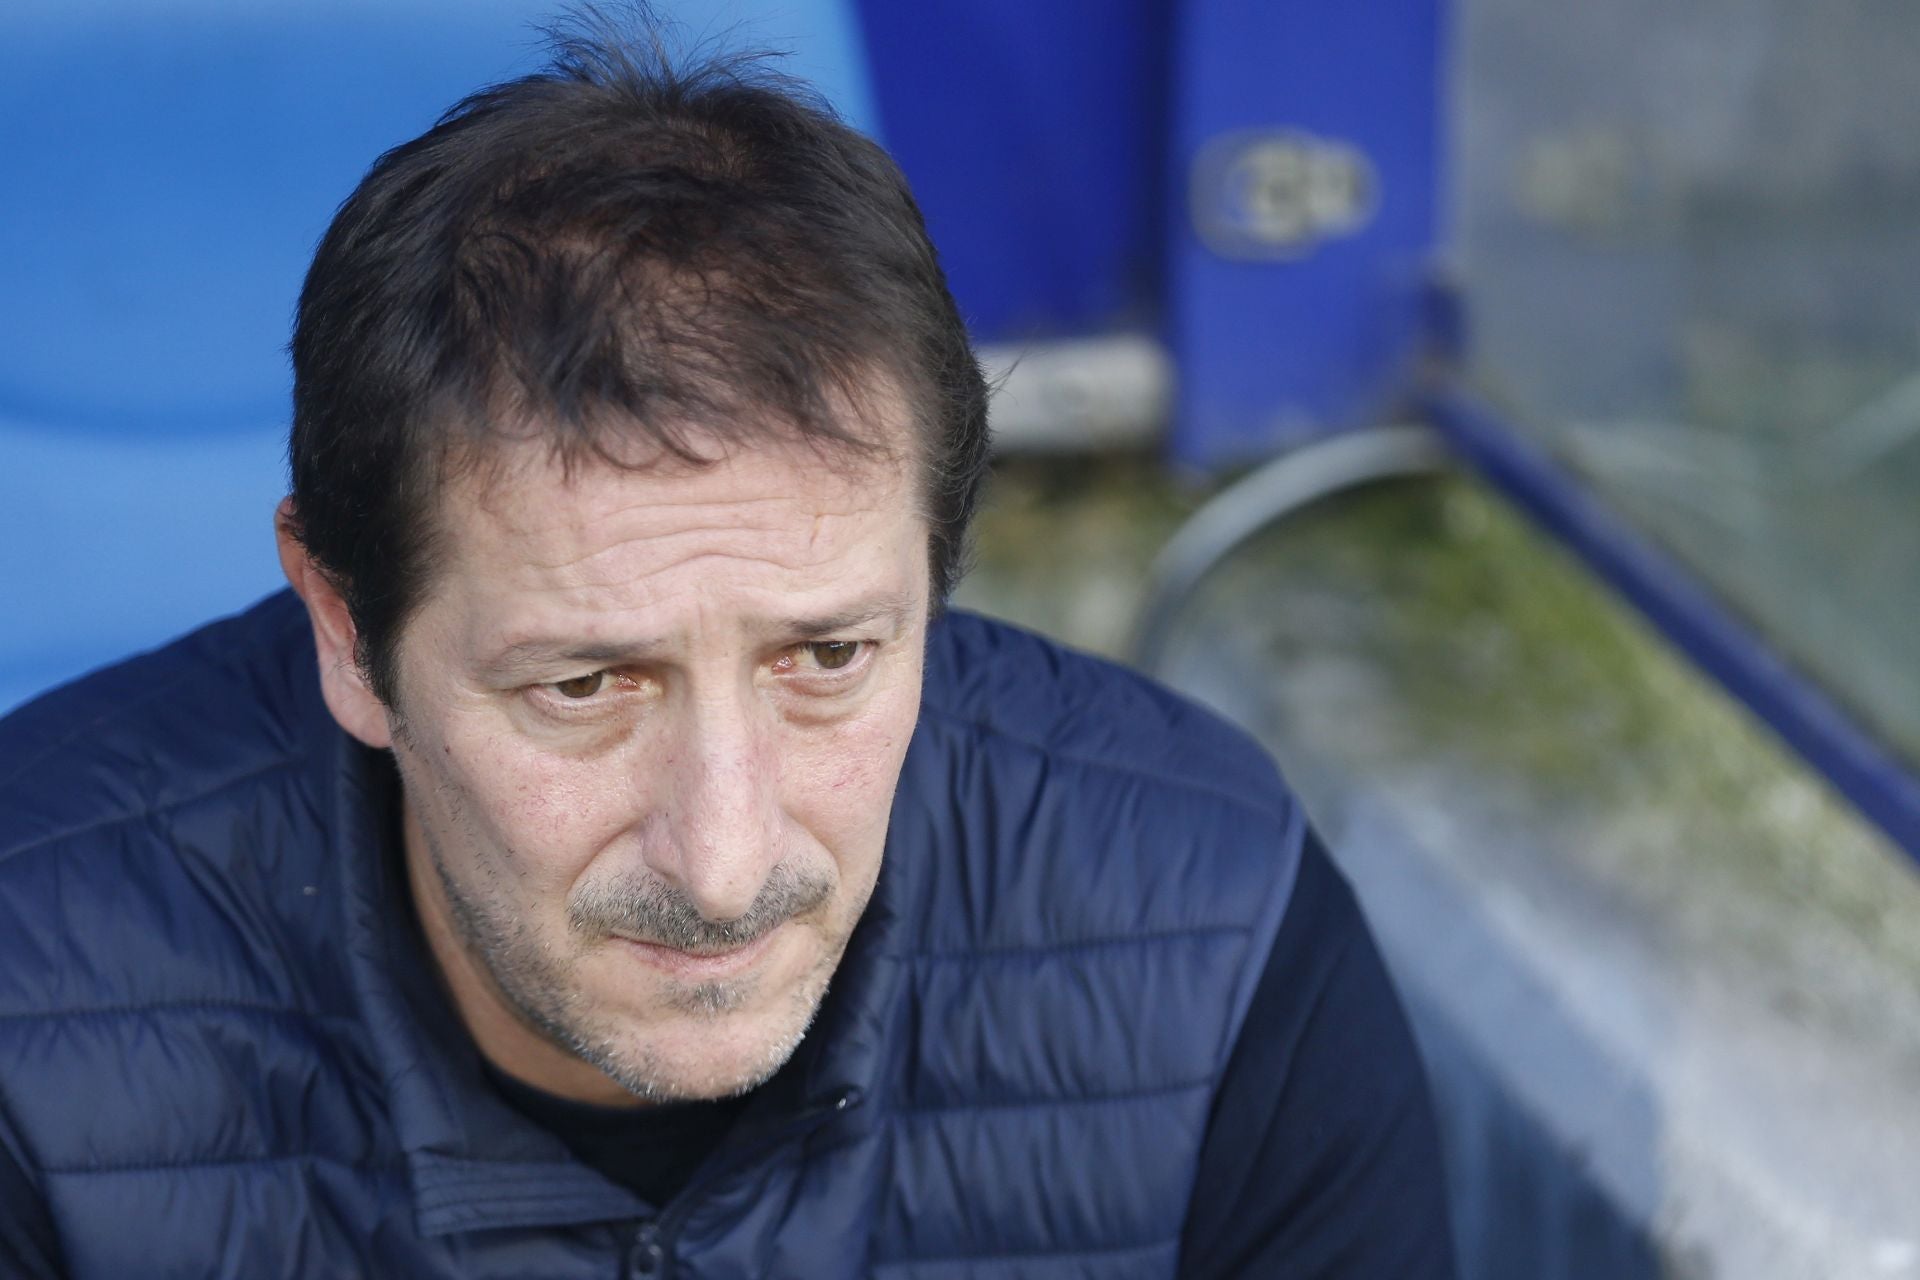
[612,927,782,980]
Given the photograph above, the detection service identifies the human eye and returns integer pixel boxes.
[527,668,646,715]
[772,640,873,688]
[800,640,864,671]
[551,670,612,699]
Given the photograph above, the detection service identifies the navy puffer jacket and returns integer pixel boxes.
[0,592,1311,1277]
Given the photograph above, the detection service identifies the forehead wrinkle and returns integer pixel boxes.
[554,548,858,610]
[481,486,888,574]
[509,509,877,585]
[492,489,801,541]
[481,567,915,666]
[487,494,778,550]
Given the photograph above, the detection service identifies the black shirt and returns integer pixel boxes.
[480,1058,753,1210]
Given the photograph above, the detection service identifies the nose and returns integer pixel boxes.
[648,682,785,922]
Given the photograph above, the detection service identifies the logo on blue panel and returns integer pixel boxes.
[1191,130,1377,259]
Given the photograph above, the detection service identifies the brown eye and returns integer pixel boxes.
[553,672,607,699]
[807,641,860,670]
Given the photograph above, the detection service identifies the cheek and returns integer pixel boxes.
[814,733,885,793]
[432,728,638,889]
[781,696,919,847]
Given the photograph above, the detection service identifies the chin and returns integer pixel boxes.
[608,999,822,1102]
[585,958,835,1103]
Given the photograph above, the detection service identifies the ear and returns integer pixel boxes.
[276,499,394,750]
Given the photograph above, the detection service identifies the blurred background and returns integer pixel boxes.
[3,1,1919,1274]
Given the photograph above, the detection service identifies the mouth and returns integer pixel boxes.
[611,924,784,981]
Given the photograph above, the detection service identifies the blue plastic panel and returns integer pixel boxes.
[853,0,1173,341]
[1168,0,1446,467]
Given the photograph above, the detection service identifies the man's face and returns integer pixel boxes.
[382,423,929,1105]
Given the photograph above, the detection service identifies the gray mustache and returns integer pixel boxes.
[570,863,833,954]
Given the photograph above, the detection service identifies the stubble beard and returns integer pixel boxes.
[420,822,849,1103]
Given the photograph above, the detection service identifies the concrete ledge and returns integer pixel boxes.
[1154,477,1920,1279]
[979,334,1169,453]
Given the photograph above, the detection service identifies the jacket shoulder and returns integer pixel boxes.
[0,592,332,1012]
[0,592,316,860]
[901,610,1307,960]
[878,611,1309,1170]
[921,609,1292,823]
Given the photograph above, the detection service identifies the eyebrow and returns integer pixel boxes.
[476,590,921,678]
[775,591,919,641]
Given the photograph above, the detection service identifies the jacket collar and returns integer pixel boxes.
[325,723,914,1237]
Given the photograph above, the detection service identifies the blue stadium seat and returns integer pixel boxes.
[0,0,876,713]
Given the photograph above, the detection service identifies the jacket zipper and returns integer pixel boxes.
[634,1086,864,1278]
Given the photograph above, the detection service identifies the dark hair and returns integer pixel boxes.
[288,12,990,706]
